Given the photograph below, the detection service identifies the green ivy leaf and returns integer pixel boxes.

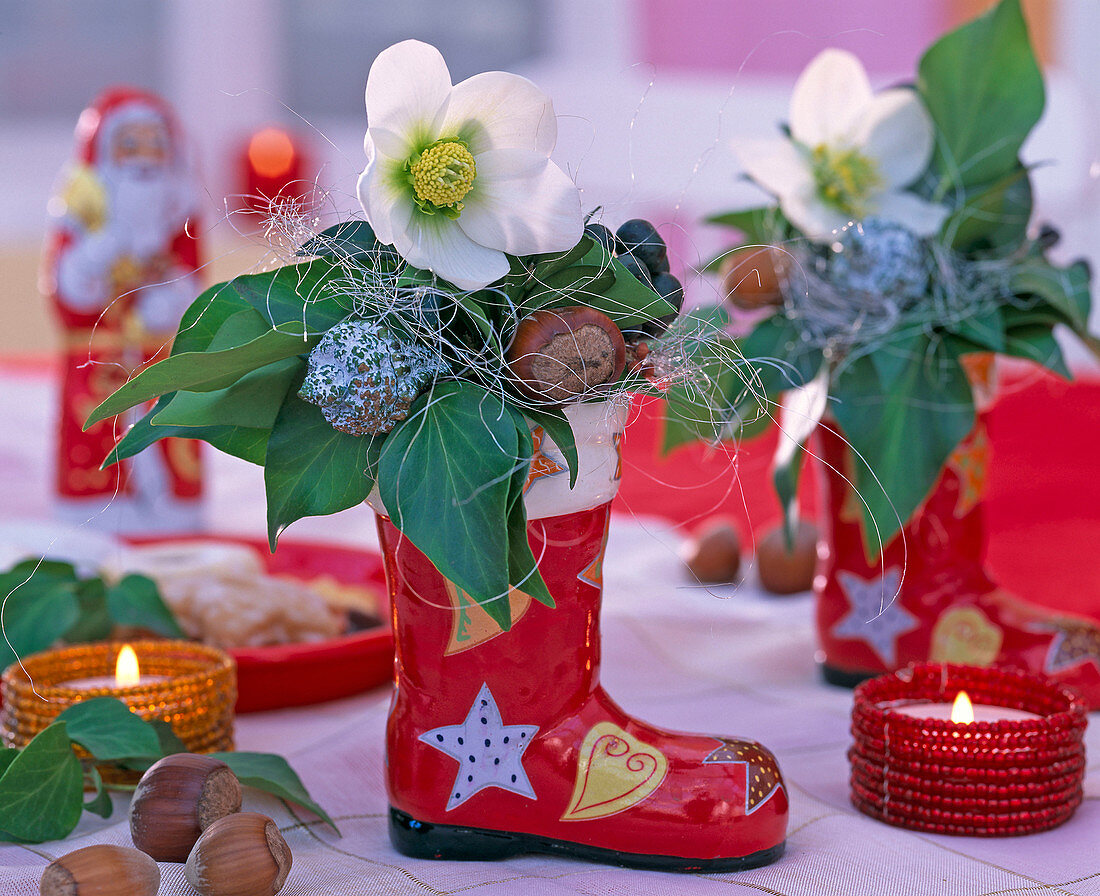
[528,236,594,283]
[1001,325,1071,378]
[232,259,353,332]
[83,767,113,819]
[948,305,1007,354]
[704,207,777,245]
[153,358,302,430]
[297,220,379,260]
[941,164,1032,252]
[378,382,518,624]
[105,575,184,638]
[86,324,318,427]
[0,722,83,843]
[106,394,270,468]
[0,750,17,777]
[264,388,381,550]
[832,337,975,553]
[0,569,80,669]
[205,307,283,351]
[918,0,1043,191]
[869,330,930,389]
[523,406,579,489]
[211,752,339,833]
[62,578,113,643]
[661,313,748,451]
[455,293,493,340]
[504,413,554,608]
[149,719,189,758]
[586,258,676,329]
[55,698,164,761]
[1009,257,1091,334]
[173,280,258,355]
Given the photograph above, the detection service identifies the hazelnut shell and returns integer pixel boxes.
[507,307,626,406]
[129,752,243,862]
[39,844,159,896]
[683,520,742,584]
[756,521,819,595]
[719,247,784,311]
[186,812,293,896]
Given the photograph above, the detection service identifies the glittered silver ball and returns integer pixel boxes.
[299,318,450,436]
[829,218,929,300]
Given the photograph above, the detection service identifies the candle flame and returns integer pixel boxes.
[115,645,140,687]
[951,690,975,724]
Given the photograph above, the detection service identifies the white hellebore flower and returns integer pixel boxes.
[357,40,584,291]
[735,49,948,242]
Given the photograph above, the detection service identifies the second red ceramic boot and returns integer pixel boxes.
[375,402,788,872]
[815,420,1100,709]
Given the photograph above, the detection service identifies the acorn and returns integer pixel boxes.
[719,246,784,310]
[507,307,627,405]
[129,752,243,862]
[756,521,819,595]
[185,812,293,896]
[683,519,742,584]
[39,844,159,896]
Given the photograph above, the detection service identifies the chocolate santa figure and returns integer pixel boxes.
[41,87,205,530]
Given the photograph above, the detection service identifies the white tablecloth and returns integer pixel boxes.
[1,366,1097,896]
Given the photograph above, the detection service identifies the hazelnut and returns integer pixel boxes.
[186,812,293,896]
[756,521,819,595]
[39,844,159,896]
[129,752,243,862]
[507,307,626,405]
[719,247,784,310]
[683,519,742,584]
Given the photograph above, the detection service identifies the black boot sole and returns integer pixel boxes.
[389,807,785,873]
[820,662,877,688]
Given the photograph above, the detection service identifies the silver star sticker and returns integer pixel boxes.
[420,683,539,810]
[832,568,916,666]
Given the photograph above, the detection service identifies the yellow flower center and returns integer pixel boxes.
[810,144,881,216]
[409,141,477,216]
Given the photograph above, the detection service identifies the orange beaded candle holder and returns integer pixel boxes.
[850,663,1088,836]
[0,640,236,754]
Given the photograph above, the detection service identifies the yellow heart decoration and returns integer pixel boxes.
[560,722,668,822]
[930,605,1003,666]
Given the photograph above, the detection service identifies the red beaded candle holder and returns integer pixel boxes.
[849,663,1088,837]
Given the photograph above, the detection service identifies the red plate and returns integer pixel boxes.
[124,534,394,713]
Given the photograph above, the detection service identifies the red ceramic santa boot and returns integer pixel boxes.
[376,402,788,872]
[815,419,1100,709]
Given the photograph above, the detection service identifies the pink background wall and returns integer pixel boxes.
[638,0,951,77]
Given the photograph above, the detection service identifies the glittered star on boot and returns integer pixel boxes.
[1040,620,1100,674]
[420,683,539,810]
[703,738,784,815]
[832,568,916,667]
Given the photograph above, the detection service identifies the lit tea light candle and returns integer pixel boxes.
[1,639,236,759]
[849,664,1088,837]
[889,689,1041,723]
[66,644,168,690]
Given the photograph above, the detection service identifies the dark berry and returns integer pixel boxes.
[616,219,668,274]
[652,272,684,312]
[583,223,617,255]
[617,250,653,288]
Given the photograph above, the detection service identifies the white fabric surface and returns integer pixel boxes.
[1,367,1098,895]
